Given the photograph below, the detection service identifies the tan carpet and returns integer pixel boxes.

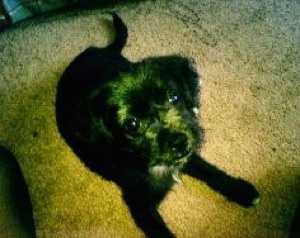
[0,0,299,237]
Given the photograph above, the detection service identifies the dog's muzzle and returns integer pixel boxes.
[158,130,190,160]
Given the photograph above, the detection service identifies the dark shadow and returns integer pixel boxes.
[0,147,36,237]
[289,201,300,238]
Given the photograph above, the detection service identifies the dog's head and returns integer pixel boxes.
[103,55,202,172]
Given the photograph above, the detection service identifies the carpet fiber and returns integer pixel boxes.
[0,0,299,237]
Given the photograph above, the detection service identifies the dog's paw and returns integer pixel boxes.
[226,178,260,207]
[147,230,175,238]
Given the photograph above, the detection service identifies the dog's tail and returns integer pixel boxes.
[107,13,128,53]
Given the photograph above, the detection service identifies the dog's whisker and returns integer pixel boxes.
[172,169,183,184]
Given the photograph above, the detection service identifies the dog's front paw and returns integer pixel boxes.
[147,229,175,238]
[225,178,260,207]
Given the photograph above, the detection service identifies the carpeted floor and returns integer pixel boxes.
[0,0,299,237]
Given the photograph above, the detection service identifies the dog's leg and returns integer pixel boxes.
[183,153,260,207]
[122,189,175,238]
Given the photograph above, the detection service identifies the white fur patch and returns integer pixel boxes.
[171,169,182,184]
[150,165,169,177]
[192,107,199,116]
[149,165,182,184]
[198,78,203,87]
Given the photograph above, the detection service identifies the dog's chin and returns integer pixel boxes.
[148,151,192,184]
[149,164,183,184]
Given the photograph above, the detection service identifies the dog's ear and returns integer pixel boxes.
[145,55,200,109]
[56,47,130,146]
[67,99,113,145]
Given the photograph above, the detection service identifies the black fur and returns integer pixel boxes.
[56,14,260,238]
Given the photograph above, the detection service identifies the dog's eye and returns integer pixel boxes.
[123,118,140,134]
[168,92,180,104]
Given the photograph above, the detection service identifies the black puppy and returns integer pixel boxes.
[56,13,260,237]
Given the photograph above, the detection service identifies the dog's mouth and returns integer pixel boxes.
[158,148,192,169]
[148,142,193,183]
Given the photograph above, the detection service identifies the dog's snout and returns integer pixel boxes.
[158,130,188,158]
[168,133,188,151]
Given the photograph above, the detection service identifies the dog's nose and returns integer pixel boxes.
[158,130,189,158]
[167,133,188,151]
